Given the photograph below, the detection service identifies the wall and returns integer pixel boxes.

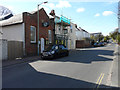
[0,39,8,60]
[68,23,76,49]
[2,24,24,41]
[76,30,84,40]
[76,40,91,48]
[1,23,25,60]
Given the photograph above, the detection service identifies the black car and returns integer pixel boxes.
[41,44,69,59]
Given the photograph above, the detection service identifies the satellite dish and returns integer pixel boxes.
[0,5,13,21]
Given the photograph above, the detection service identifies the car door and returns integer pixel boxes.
[59,45,64,56]
[61,45,67,55]
[54,45,60,56]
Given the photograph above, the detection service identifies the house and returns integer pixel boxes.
[0,8,54,60]
[67,23,77,49]
[49,9,91,49]
[90,32,102,37]
[68,23,91,49]
[53,15,70,48]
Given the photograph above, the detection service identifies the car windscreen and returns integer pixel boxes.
[46,45,56,51]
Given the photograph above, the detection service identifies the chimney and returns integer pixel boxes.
[49,10,55,16]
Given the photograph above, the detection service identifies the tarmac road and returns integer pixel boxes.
[2,43,117,88]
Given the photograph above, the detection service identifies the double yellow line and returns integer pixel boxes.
[96,73,104,88]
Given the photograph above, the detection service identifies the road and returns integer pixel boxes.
[2,43,117,88]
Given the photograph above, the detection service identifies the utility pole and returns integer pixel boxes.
[37,1,48,56]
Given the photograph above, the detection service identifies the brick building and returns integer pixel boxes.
[23,8,54,55]
[0,8,54,60]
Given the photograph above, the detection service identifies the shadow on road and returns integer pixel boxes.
[2,63,118,88]
[44,49,114,64]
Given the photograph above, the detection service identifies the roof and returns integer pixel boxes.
[0,8,50,27]
[0,14,23,26]
[90,32,102,35]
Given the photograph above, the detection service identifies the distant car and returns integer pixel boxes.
[104,42,107,45]
[94,42,99,47]
[41,44,69,59]
[98,42,104,46]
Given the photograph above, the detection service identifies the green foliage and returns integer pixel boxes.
[116,34,120,43]
[110,28,120,43]
[90,34,104,42]
[104,35,110,42]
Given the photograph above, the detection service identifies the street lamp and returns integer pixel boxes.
[37,1,48,56]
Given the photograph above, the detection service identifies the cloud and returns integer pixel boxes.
[45,3,55,9]
[56,0,71,8]
[76,8,85,12]
[102,11,114,16]
[95,13,100,17]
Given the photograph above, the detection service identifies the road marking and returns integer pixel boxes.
[96,73,103,84]
[96,73,104,88]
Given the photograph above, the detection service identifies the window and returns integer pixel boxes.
[71,29,72,33]
[48,30,52,44]
[30,26,36,43]
[59,45,65,49]
[59,25,61,31]
[70,25,72,33]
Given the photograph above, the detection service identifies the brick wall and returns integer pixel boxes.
[23,8,54,56]
[76,40,91,48]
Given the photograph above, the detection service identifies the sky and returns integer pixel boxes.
[0,0,119,36]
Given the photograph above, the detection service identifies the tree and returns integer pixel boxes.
[104,35,110,42]
[110,28,120,43]
[90,34,104,42]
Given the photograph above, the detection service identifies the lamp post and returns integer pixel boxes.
[37,1,48,56]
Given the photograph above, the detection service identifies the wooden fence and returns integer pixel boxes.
[8,41,23,60]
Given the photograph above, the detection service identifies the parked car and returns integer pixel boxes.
[98,42,104,46]
[41,44,69,59]
[104,42,107,45]
[94,42,99,47]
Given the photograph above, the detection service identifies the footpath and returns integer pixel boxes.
[1,56,41,68]
[1,50,74,68]
[111,44,120,87]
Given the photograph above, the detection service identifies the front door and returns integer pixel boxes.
[41,38,44,53]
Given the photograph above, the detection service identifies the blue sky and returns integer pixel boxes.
[0,0,118,36]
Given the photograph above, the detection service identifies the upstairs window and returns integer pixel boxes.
[30,26,36,43]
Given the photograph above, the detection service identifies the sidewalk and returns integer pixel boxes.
[111,44,120,87]
[2,50,74,68]
[2,56,41,68]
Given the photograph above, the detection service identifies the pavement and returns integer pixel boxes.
[111,44,120,87]
[2,50,76,68]
[2,56,41,68]
[2,43,117,88]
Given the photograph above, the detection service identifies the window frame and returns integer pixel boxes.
[30,26,36,43]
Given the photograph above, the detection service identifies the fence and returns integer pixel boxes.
[8,41,23,60]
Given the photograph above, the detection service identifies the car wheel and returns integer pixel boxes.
[50,55,54,59]
[66,52,69,56]
[41,55,45,60]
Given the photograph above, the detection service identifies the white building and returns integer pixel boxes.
[68,23,91,49]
